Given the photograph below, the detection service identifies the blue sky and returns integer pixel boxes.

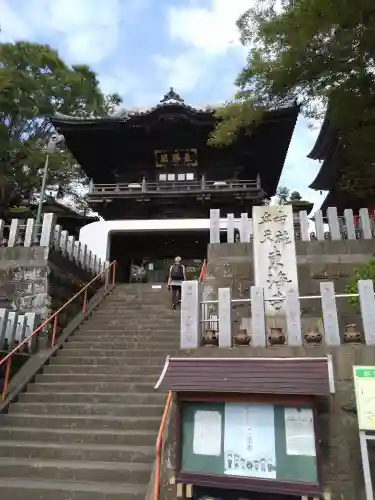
[0,0,326,209]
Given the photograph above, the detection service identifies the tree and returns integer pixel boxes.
[275,186,290,205]
[347,260,375,307]
[209,0,375,196]
[0,41,122,217]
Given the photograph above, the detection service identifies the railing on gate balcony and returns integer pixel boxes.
[89,179,261,196]
[180,279,375,349]
[0,261,117,402]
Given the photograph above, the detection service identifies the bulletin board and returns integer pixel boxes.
[180,401,318,484]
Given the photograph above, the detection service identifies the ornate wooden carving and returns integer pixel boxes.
[160,87,184,104]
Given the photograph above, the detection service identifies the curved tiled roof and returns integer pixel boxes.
[53,88,219,123]
[308,105,342,190]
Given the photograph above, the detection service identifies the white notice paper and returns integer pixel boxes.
[193,410,222,456]
[224,403,277,479]
[284,408,316,456]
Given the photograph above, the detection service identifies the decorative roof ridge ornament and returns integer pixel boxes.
[159,87,185,105]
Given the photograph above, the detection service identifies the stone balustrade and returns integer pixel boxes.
[209,207,375,243]
[0,310,38,352]
[180,279,375,349]
[0,213,108,275]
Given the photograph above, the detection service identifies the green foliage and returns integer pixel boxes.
[208,100,265,147]
[275,186,290,205]
[0,41,122,215]
[347,259,375,305]
[211,0,375,195]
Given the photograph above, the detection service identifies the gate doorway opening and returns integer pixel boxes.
[109,230,209,282]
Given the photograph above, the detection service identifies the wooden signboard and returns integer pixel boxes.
[155,149,198,167]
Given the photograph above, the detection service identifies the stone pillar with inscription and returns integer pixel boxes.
[252,205,299,317]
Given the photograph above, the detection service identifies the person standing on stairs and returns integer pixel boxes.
[168,256,186,310]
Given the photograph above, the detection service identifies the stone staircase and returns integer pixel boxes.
[0,284,180,500]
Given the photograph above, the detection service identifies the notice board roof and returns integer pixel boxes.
[154,356,335,396]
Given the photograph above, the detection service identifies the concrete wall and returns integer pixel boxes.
[160,345,375,500]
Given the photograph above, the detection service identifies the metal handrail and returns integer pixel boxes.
[154,391,172,500]
[0,260,117,402]
[199,259,207,281]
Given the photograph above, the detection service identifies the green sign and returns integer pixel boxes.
[355,367,375,378]
[181,402,318,484]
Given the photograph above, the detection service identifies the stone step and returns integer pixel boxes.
[32,379,158,390]
[84,320,179,327]
[51,356,168,366]
[70,338,177,347]
[1,414,161,431]
[73,330,178,339]
[100,303,171,309]
[87,318,177,324]
[108,292,168,295]
[0,478,146,500]
[110,292,169,296]
[104,298,171,305]
[64,341,178,350]
[98,307,176,312]
[94,309,178,315]
[91,307,177,314]
[0,427,157,447]
[0,458,151,485]
[8,402,164,417]
[93,309,178,315]
[0,440,155,463]
[57,349,176,358]
[77,325,179,332]
[21,392,165,405]
[44,364,164,376]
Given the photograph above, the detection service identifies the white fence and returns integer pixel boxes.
[180,280,375,349]
[0,213,107,276]
[209,207,375,243]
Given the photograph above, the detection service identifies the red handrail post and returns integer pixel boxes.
[112,261,116,285]
[51,315,58,346]
[104,266,108,293]
[2,357,12,402]
[154,391,172,500]
[82,289,88,314]
[199,259,206,281]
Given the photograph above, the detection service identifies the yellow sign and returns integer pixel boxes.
[353,366,375,430]
[154,149,198,167]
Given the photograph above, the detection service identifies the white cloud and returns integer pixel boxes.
[167,0,251,55]
[0,0,34,39]
[153,50,208,93]
[154,0,249,96]
[0,0,143,64]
